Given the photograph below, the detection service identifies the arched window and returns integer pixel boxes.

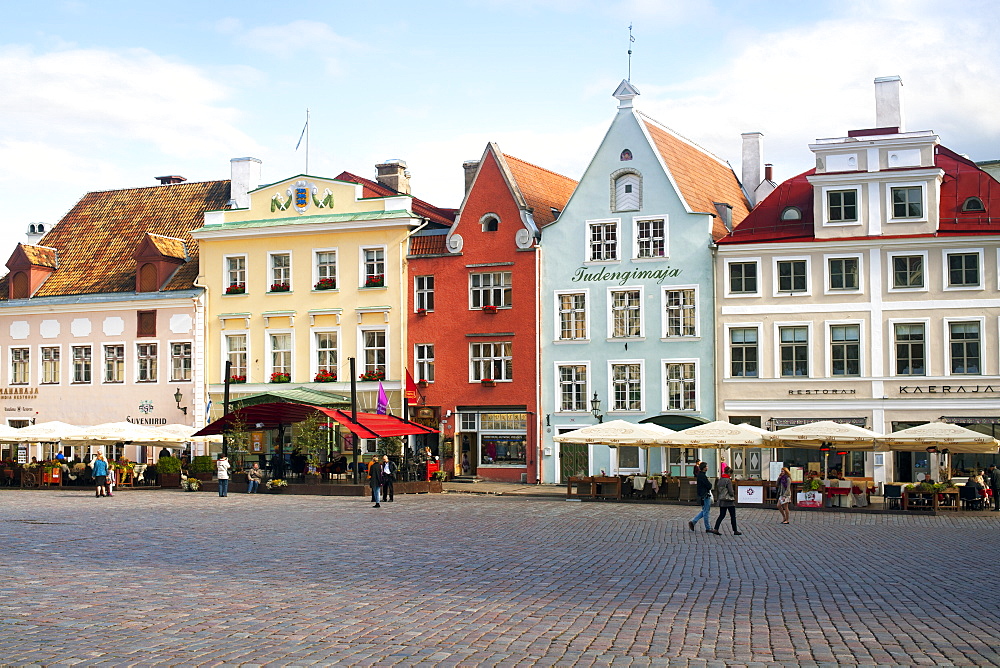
[620,149,633,161]
[138,263,159,292]
[480,214,500,232]
[612,169,641,211]
[962,196,985,212]
[11,272,29,299]
[780,207,802,221]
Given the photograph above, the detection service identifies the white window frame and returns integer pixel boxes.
[607,285,644,340]
[359,327,388,379]
[723,322,762,380]
[359,245,387,288]
[553,289,589,343]
[772,256,812,297]
[40,345,61,385]
[585,218,621,264]
[223,254,248,293]
[135,341,159,383]
[660,284,699,340]
[414,275,435,312]
[723,257,762,298]
[773,321,813,379]
[9,347,29,385]
[268,250,292,292]
[266,329,294,380]
[223,331,249,383]
[943,316,985,377]
[885,181,928,224]
[887,250,929,293]
[661,358,699,412]
[414,343,435,383]
[554,361,591,413]
[612,171,642,212]
[102,342,126,384]
[313,247,338,291]
[469,271,512,310]
[942,248,985,292]
[310,328,339,382]
[469,341,513,383]
[608,359,644,413]
[821,185,862,227]
[169,340,192,382]
[823,253,864,294]
[71,344,93,385]
[824,319,865,378]
[887,317,930,378]
[632,215,669,260]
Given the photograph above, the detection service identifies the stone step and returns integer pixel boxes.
[450,475,481,484]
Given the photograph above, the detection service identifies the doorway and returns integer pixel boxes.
[461,433,477,475]
[559,443,588,481]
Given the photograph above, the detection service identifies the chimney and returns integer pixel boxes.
[463,160,480,195]
[155,175,187,185]
[229,157,262,209]
[741,132,764,206]
[874,75,904,131]
[764,164,773,182]
[376,159,410,195]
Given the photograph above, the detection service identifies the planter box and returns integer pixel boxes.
[193,472,213,482]
[159,472,181,488]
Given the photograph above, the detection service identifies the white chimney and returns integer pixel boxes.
[230,157,262,209]
[874,76,904,131]
[741,132,764,206]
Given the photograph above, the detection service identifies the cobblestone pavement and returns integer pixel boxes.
[2,489,999,667]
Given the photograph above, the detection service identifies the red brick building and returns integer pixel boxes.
[408,143,576,482]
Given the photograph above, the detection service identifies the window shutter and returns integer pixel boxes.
[11,272,29,299]
[137,310,156,337]
[138,263,159,292]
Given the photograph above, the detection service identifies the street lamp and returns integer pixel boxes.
[590,393,603,423]
[173,388,187,415]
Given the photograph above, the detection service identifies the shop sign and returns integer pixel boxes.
[127,416,167,424]
[251,431,264,453]
[0,387,39,399]
[737,485,763,504]
[571,265,682,286]
[796,491,823,508]
[899,385,1000,394]
[788,389,857,395]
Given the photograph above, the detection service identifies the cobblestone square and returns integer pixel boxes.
[1,488,999,667]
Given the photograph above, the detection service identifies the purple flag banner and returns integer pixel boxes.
[376,381,388,415]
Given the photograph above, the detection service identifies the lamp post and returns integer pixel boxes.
[590,393,603,424]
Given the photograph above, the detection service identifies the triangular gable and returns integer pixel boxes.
[134,233,187,262]
[6,243,57,271]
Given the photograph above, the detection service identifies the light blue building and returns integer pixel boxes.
[539,82,750,483]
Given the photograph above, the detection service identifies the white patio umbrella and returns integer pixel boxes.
[655,421,774,448]
[0,424,23,439]
[4,421,88,441]
[879,421,1000,454]
[152,423,223,444]
[553,419,676,446]
[772,420,884,478]
[66,422,166,444]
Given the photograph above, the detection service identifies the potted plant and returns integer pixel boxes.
[364,274,384,288]
[225,283,246,295]
[359,370,385,382]
[270,371,291,383]
[229,375,247,384]
[481,378,496,387]
[416,308,427,316]
[269,282,290,292]
[481,304,498,313]
[314,278,336,290]
[189,455,215,481]
[182,477,201,492]
[266,478,288,493]
[157,455,182,488]
[417,379,429,387]
[313,369,337,383]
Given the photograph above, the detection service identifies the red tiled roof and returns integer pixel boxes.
[717,169,815,244]
[1,180,230,298]
[334,171,456,226]
[408,234,448,256]
[18,244,58,268]
[640,114,750,240]
[501,154,577,227]
[146,233,187,260]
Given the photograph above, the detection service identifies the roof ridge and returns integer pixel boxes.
[501,153,578,184]
[80,179,230,196]
[637,111,732,169]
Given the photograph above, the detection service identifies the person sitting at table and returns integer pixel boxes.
[969,471,988,502]
[920,473,935,485]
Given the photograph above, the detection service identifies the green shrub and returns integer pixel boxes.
[157,456,181,474]
[189,456,215,474]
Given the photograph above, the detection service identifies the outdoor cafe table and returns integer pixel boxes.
[903,488,959,512]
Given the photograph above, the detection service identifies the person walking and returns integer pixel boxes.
[91,452,111,498]
[711,466,741,535]
[246,462,263,494]
[989,465,1000,511]
[216,455,231,497]
[367,457,381,503]
[381,455,398,502]
[369,457,385,508]
[688,461,713,533]
[776,466,792,524]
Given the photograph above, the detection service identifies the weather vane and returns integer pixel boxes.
[628,24,635,82]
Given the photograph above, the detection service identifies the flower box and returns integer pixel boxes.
[480,379,497,387]
[314,278,337,290]
[364,274,385,288]
[416,308,427,316]
[359,370,385,382]
[270,372,291,383]
[481,305,498,313]
[229,375,246,384]
[269,283,290,292]
[313,370,337,383]
[225,284,246,295]
[417,380,429,387]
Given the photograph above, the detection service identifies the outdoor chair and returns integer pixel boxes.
[959,485,983,511]
[883,484,902,510]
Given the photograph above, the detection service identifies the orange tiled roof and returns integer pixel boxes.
[502,154,577,227]
[146,233,188,260]
[1,180,230,299]
[409,234,449,256]
[640,114,750,240]
[19,244,58,268]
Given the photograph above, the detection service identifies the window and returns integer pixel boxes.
[104,345,124,383]
[362,330,386,377]
[471,342,512,381]
[482,215,499,232]
[270,252,290,290]
[635,218,665,258]
[950,322,981,375]
[779,327,808,377]
[316,332,337,377]
[828,190,857,222]
[781,207,802,220]
[136,343,157,382]
[830,325,860,376]
[894,323,925,376]
[226,256,246,290]
[777,260,807,293]
[415,344,434,382]
[664,362,696,411]
[137,310,156,337]
[613,172,640,211]
[470,272,512,309]
[138,263,158,292]
[270,333,292,377]
[730,328,758,377]
[362,247,385,287]
[41,347,59,384]
[664,289,696,337]
[72,346,91,383]
[171,343,192,381]
[828,258,859,290]
[557,364,587,411]
[892,255,924,289]
[460,412,477,431]
[558,293,587,340]
[947,252,980,288]
[315,250,337,289]
[588,221,618,261]
[891,186,922,218]
[11,348,29,384]
[10,272,29,299]
[611,363,642,411]
[728,262,758,294]
[610,289,641,338]
[415,276,435,312]
[962,197,985,212]
[226,335,247,380]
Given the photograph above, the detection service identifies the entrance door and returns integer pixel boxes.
[896,451,913,483]
[461,433,477,475]
[559,443,588,481]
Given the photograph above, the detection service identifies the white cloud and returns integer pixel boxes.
[233,20,362,76]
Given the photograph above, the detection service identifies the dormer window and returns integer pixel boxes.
[780,207,802,221]
[133,232,186,293]
[612,169,642,212]
[10,272,30,299]
[962,196,985,212]
[480,214,500,232]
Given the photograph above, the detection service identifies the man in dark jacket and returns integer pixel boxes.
[688,462,714,532]
[381,455,398,502]
[989,465,1000,511]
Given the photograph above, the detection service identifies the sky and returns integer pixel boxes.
[2,0,1000,246]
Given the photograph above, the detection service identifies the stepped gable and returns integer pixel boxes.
[501,153,577,227]
[1,179,230,298]
[334,171,456,227]
[640,113,751,240]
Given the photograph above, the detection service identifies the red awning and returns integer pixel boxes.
[193,402,438,439]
